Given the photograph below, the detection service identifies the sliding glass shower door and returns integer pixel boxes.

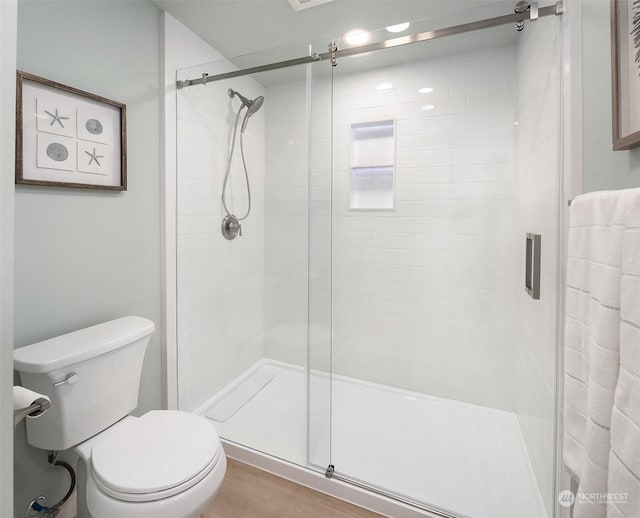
[323,13,562,518]
[175,47,333,474]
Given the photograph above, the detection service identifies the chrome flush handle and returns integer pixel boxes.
[53,372,78,387]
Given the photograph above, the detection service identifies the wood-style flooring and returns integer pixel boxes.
[201,458,384,518]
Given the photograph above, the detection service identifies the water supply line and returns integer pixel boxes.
[25,452,76,517]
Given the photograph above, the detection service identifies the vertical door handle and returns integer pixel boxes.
[525,233,541,300]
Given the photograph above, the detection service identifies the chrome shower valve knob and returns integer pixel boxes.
[222,215,242,240]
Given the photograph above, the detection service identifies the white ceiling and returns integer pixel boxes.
[152,0,520,85]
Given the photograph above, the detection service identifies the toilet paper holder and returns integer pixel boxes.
[14,397,50,419]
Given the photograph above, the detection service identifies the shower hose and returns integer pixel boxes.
[221,105,251,221]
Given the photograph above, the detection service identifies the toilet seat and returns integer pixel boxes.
[90,411,221,503]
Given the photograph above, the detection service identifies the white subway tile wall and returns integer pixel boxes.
[177,62,266,411]
[263,80,311,366]
[264,45,521,412]
[515,17,561,517]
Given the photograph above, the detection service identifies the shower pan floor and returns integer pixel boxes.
[198,360,547,518]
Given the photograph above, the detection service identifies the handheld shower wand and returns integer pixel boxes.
[228,89,265,133]
[221,88,265,240]
[241,96,264,133]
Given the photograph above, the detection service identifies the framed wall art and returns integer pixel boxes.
[16,71,127,190]
[611,0,640,150]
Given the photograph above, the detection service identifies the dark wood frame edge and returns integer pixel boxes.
[611,0,640,150]
[15,70,127,190]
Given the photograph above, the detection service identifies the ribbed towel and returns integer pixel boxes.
[607,196,640,518]
[563,188,640,518]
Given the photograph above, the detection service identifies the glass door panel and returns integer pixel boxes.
[175,43,333,474]
[328,15,561,518]
[307,54,333,470]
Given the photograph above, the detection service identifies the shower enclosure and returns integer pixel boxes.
[172,3,564,517]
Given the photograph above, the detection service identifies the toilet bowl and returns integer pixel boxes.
[75,411,226,518]
[13,316,227,518]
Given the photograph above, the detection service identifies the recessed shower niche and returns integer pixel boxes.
[349,120,395,210]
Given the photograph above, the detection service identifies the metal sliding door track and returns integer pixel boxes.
[177,2,562,88]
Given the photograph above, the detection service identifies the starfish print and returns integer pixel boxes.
[44,108,69,128]
[85,148,104,167]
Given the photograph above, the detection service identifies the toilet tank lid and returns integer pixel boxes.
[13,316,155,374]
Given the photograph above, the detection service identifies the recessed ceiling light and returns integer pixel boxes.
[422,104,435,111]
[344,28,371,46]
[418,87,434,94]
[386,22,410,33]
[376,82,393,91]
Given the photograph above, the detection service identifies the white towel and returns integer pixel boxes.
[563,188,640,518]
[607,217,640,517]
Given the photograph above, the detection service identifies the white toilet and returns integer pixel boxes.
[13,316,226,518]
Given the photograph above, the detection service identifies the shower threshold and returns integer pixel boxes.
[196,359,548,518]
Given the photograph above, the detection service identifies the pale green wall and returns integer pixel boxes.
[582,0,640,192]
[14,1,162,515]
[1,2,18,517]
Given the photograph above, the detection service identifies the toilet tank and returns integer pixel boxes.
[13,316,155,451]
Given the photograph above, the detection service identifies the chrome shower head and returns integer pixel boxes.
[228,89,265,132]
[246,95,264,117]
[241,95,264,133]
